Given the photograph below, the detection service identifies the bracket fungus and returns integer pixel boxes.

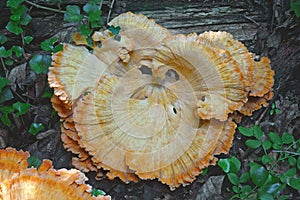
[0,148,110,200]
[48,12,274,189]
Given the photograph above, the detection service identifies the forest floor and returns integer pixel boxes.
[0,0,299,199]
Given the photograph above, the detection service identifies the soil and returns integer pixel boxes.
[0,0,299,199]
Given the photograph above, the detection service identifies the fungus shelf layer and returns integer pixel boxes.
[48,12,274,189]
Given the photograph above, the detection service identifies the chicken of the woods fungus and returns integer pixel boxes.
[0,148,110,200]
[48,12,274,190]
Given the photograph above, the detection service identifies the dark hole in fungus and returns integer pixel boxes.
[165,69,179,81]
[139,65,152,75]
[173,107,177,114]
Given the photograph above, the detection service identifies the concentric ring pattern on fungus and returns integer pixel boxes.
[48,12,274,190]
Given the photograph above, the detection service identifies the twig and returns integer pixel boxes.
[244,15,259,26]
[272,150,300,156]
[0,57,9,77]
[24,0,65,13]
[107,0,115,24]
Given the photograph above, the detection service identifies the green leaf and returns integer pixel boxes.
[262,155,273,165]
[19,13,32,25]
[29,54,51,74]
[218,158,231,173]
[238,126,253,137]
[265,183,281,194]
[83,3,102,22]
[288,157,296,167]
[245,139,261,149]
[291,0,300,17]
[6,21,23,35]
[78,24,93,36]
[284,168,296,178]
[281,132,294,144]
[278,195,289,200]
[0,77,9,91]
[24,36,33,44]
[241,185,252,193]
[91,188,106,197]
[250,163,268,187]
[29,122,44,135]
[10,5,26,20]
[268,132,282,145]
[232,185,239,193]
[64,5,83,22]
[12,102,30,116]
[228,173,239,185]
[262,140,272,151]
[1,113,11,127]
[201,168,208,176]
[269,109,274,116]
[27,155,42,168]
[41,38,62,53]
[289,177,300,190]
[108,25,121,35]
[271,103,275,109]
[297,157,300,170]
[0,88,14,103]
[259,193,274,200]
[0,46,12,58]
[253,125,264,139]
[11,45,23,57]
[90,19,103,29]
[239,172,250,183]
[6,0,24,9]
[4,59,13,66]
[275,109,280,114]
[229,156,241,173]
[0,34,7,45]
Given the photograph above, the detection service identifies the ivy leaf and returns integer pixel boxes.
[0,34,7,45]
[108,25,121,35]
[10,5,26,20]
[229,156,241,174]
[20,13,32,26]
[1,113,11,127]
[5,59,14,66]
[245,139,261,149]
[6,0,24,9]
[227,173,239,185]
[268,132,282,145]
[41,38,62,53]
[29,122,44,135]
[291,0,300,17]
[29,54,51,74]
[238,126,253,137]
[0,46,12,58]
[239,172,250,183]
[27,155,42,168]
[0,77,9,91]
[6,21,23,35]
[250,163,268,187]
[262,139,272,151]
[281,132,294,144]
[12,102,30,116]
[78,24,93,36]
[24,36,33,44]
[83,3,102,22]
[289,177,300,190]
[64,5,83,22]
[218,158,230,173]
[11,45,23,57]
[262,155,273,165]
[91,188,106,197]
[0,88,14,103]
[253,125,264,139]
